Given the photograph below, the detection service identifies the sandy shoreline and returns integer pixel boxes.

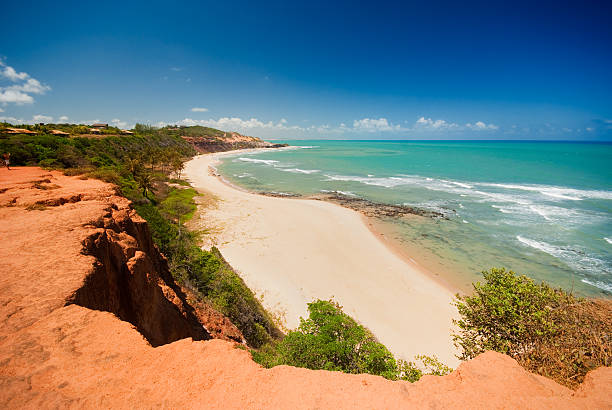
[184,150,460,365]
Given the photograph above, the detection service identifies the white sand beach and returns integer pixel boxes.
[185,151,460,366]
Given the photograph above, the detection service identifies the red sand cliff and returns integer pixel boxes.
[0,167,610,409]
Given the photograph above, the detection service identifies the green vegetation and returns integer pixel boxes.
[253,299,452,382]
[0,122,281,348]
[453,268,612,387]
[1,121,128,136]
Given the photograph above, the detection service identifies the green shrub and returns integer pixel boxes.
[453,267,611,387]
[38,158,60,168]
[204,248,281,347]
[453,268,572,358]
[86,168,121,184]
[253,299,399,379]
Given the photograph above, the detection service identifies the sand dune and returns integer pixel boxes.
[185,152,460,365]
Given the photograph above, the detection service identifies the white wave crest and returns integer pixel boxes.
[481,183,612,201]
[238,157,279,165]
[323,174,409,188]
[605,237,612,245]
[581,279,612,293]
[516,236,610,275]
[321,189,358,197]
[280,168,320,174]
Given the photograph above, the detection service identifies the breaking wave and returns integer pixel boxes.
[238,157,279,165]
[516,236,610,277]
[280,168,320,174]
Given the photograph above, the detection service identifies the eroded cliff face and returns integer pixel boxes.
[0,167,610,409]
[70,202,211,346]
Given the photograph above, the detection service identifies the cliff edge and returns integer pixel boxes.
[0,168,610,409]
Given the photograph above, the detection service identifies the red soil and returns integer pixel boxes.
[1,167,610,409]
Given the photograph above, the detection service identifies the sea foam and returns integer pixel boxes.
[516,235,610,276]
[238,157,279,165]
[280,168,320,174]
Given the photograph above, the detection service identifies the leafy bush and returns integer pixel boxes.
[252,299,453,381]
[253,299,398,378]
[453,267,612,387]
[396,355,453,382]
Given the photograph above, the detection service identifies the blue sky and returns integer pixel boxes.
[1,0,611,139]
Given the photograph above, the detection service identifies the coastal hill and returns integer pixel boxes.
[1,167,610,408]
[0,123,288,153]
[173,126,289,153]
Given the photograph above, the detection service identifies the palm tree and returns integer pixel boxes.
[124,156,142,178]
[136,172,154,198]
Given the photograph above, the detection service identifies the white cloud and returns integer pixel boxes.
[352,118,400,132]
[175,117,307,134]
[159,115,507,139]
[111,118,128,128]
[1,65,28,81]
[81,119,101,125]
[170,67,182,72]
[0,115,51,125]
[415,117,459,130]
[466,121,499,130]
[33,114,53,123]
[586,127,594,132]
[59,115,69,122]
[190,107,208,112]
[0,89,34,104]
[0,61,50,105]
[7,78,50,94]
[0,116,22,123]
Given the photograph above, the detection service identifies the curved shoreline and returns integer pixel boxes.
[185,151,460,365]
[208,149,463,294]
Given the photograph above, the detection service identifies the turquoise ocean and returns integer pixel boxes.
[216,141,612,296]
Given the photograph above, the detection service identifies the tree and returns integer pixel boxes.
[135,172,154,198]
[124,155,143,178]
[171,155,185,179]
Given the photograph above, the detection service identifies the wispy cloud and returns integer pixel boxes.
[173,117,300,132]
[0,89,34,104]
[1,64,28,81]
[170,67,182,72]
[190,107,208,112]
[157,115,505,137]
[352,118,401,132]
[33,114,53,123]
[59,115,69,122]
[466,121,499,130]
[414,117,459,130]
[0,114,52,124]
[0,60,50,105]
[111,118,128,128]
[0,116,21,123]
